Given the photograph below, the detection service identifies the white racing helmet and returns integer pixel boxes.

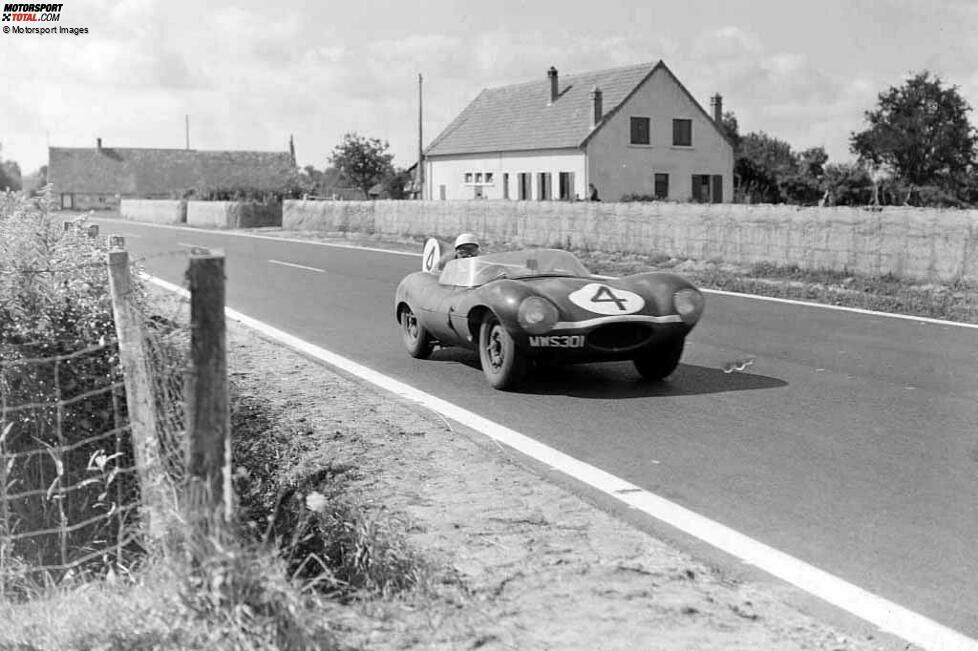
[454,233,479,250]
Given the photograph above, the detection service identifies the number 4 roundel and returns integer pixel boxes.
[568,283,645,315]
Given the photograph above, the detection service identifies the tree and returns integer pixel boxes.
[720,111,742,151]
[382,168,413,200]
[850,71,978,203]
[821,162,873,206]
[285,164,327,198]
[736,131,796,203]
[328,133,395,199]
[0,144,22,192]
[728,123,834,205]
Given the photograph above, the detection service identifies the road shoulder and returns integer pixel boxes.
[226,310,893,650]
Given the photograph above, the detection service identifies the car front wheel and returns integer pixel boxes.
[400,305,433,359]
[633,337,684,381]
[479,313,525,390]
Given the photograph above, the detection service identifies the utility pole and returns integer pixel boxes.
[185,114,190,150]
[417,73,424,200]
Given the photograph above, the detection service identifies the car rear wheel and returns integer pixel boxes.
[633,337,684,381]
[400,305,433,359]
[479,313,525,390]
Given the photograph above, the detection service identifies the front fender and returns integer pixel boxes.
[474,280,537,329]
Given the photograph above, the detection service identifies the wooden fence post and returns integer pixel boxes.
[185,253,231,526]
[106,250,169,544]
[109,234,125,249]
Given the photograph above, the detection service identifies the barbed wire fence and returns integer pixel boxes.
[1,213,229,597]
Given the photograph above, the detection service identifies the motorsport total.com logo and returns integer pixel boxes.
[2,3,63,21]
[2,3,88,35]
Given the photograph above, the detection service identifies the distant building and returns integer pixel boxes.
[48,139,295,210]
[424,60,734,203]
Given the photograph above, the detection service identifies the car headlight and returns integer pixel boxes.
[673,288,705,324]
[517,296,559,334]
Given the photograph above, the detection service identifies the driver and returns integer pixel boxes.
[438,233,481,269]
[452,233,480,259]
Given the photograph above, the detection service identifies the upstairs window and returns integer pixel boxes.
[630,117,651,145]
[673,119,692,146]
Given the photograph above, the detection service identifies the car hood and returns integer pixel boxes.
[508,273,694,322]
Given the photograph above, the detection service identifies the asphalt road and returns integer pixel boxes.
[92,218,978,640]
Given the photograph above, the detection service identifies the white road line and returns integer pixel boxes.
[101,217,976,329]
[144,270,978,651]
[177,242,208,250]
[699,288,978,330]
[92,217,418,257]
[268,259,325,273]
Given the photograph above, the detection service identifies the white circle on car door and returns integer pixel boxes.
[421,238,442,273]
[568,283,645,315]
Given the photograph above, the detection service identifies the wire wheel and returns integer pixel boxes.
[478,313,525,390]
[400,305,433,359]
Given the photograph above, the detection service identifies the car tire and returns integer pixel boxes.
[479,313,525,390]
[633,336,685,381]
[400,305,433,359]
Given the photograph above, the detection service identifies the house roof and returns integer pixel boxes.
[425,60,730,157]
[424,61,655,156]
[48,146,295,195]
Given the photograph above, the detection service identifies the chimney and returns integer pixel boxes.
[590,86,603,127]
[96,137,102,150]
[711,93,723,123]
[547,66,558,104]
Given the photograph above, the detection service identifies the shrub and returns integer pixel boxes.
[0,191,144,590]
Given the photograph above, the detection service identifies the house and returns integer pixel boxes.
[423,60,734,203]
[48,139,295,210]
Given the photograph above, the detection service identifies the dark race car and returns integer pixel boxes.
[394,240,705,390]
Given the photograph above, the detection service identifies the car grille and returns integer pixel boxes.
[587,323,654,351]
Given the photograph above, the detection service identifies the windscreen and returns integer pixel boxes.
[438,249,591,287]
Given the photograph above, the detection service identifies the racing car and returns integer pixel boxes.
[394,239,705,390]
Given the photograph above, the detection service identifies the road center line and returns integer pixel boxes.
[143,270,978,651]
[177,242,208,251]
[268,259,325,273]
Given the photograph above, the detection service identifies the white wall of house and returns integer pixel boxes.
[425,149,586,201]
[585,69,734,203]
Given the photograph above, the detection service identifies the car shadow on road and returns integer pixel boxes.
[518,363,788,399]
[427,349,787,399]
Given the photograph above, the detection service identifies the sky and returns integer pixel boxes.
[2,0,977,175]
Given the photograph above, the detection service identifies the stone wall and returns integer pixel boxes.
[186,201,282,229]
[119,199,186,224]
[283,199,978,282]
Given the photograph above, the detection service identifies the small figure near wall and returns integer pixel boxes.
[588,183,600,201]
